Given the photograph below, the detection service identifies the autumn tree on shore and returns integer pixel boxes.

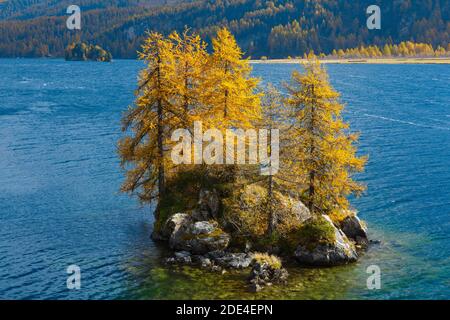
[119,28,367,244]
[285,59,367,216]
[259,84,287,234]
[119,28,263,221]
[118,32,177,215]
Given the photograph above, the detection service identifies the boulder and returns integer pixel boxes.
[340,213,369,246]
[169,220,230,254]
[248,261,289,292]
[192,255,212,268]
[294,215,358,266]
[225,184,311,237]
[191,221,216,235]
[174,251,192,264]
[208,251,253,269]
[162,213,191,240]
[279,196,311,224]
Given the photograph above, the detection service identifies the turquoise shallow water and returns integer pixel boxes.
[0,59,449,299]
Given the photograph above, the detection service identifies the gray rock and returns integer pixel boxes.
[165,257,176,264]
[211,265,222,272]
[248,261,289,292]
[192,255,212,268]
[294,215,358,266]
[340,213,368,246]
[200,257,212,268]
[190,221,216,235]
[174,251,192,264]
[163,213,191,240]
[272,194,311,229]
[211,252,253,269]
[169,220,230,255]
[249,283,262,292]
[290,199,312,224]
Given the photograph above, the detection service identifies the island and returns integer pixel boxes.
[118,29,371,293]
[65,42,112,62]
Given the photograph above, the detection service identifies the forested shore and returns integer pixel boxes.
[0,0,448,59]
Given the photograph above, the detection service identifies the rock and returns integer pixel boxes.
[169,220,230,254]
[192,255,212,268]
[190,221,216,235]
[165,257,176,264]
[289,199,312,224]
[163,213,191,239]
[209,251,253,269]
[294,215,358,266]
[248,261,289,292]
[211,265,222,272]
[340,214,369,246]
[198,189,220,219]
[174,251,192,264]
[249,283,262,293]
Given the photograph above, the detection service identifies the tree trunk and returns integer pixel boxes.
[156,55,165,210]
[308,84,315,214]
[267,125,276,235]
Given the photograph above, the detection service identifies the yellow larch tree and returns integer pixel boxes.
[118,32,179,215]
[284,59,367,216]
[205,27,261,130]
[169,29,209,125]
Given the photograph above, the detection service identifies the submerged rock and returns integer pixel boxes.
[208,251,253,269]
[248,258,289,292]
[174,251,192,264]
[294,215,358,266]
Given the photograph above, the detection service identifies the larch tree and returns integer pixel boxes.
[169,30,208,125]
[260,84,287,234]
[284,59,367,216]
[118,32,179,216]
[206,27,261,130]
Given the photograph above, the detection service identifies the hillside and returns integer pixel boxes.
[0,0,448,58]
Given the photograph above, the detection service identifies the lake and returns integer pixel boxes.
[0,59,449,299]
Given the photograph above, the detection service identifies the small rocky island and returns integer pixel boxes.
[65,42,112,62]
[154,184,369,292]
[118,29,371,293]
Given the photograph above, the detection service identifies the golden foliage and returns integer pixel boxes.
[253,252,282,269]
[284,58,367,215]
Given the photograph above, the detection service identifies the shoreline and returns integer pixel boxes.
[250,57,450,64]
[2,57,449,64]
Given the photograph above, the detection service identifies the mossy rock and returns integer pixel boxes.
[295,215,336,250]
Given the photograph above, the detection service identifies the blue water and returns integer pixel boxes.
[0,59,449,299]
